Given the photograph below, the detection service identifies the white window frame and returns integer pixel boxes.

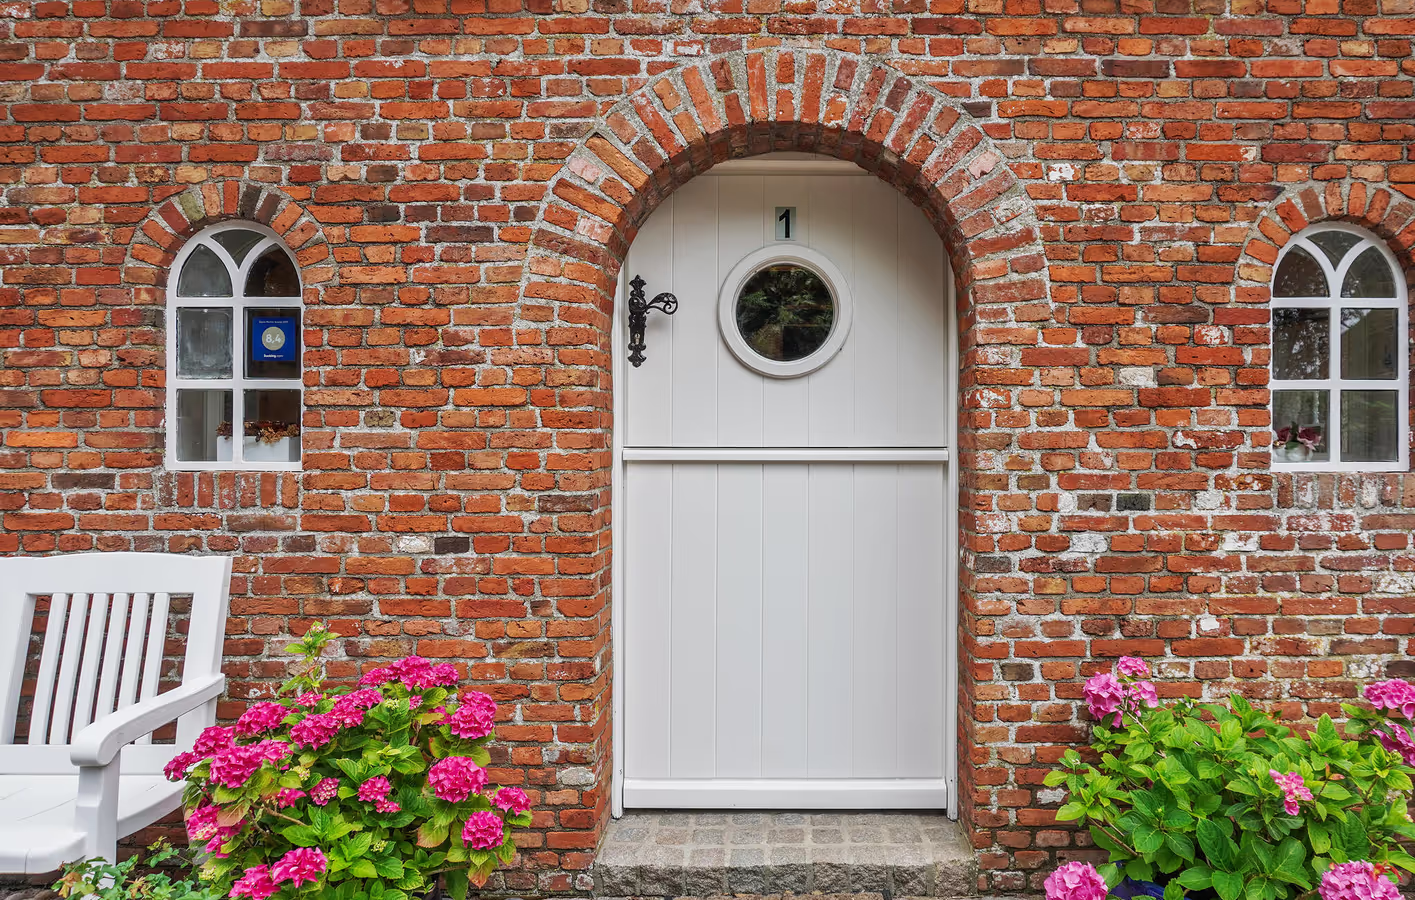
[716,244,855,379]
[1270,222,1409,473]
[165,221,303,472]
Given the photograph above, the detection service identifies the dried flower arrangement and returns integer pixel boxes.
[216,420,301,445]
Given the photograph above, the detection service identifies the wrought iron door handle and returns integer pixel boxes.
[627,274,678,367]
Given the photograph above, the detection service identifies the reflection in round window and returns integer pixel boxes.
[734,264,836,362]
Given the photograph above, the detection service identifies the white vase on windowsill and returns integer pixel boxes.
[1275,443,1312,463]
[216,435,297,463]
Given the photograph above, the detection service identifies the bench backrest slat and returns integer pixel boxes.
[0,554,232,766]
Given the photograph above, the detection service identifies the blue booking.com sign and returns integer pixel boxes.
[251,316,297,362]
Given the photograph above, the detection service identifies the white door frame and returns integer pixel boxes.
[609,155,961,818]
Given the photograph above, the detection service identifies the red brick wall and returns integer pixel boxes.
[2,3,1415,894]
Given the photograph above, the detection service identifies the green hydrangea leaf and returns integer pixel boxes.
[1178,865,1212,890]
[1212,871,1244,900]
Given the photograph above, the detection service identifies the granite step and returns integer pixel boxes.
[592,812,979,898]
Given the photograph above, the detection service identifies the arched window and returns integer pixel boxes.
[1270,224,1408,471]
[165,223,302,470]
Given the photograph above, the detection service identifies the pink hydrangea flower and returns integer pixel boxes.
[358,776,393,803]
[390,656,430,687]
[310,777,340,806]
[259,739,292,763]
[290,712,341,748]
[163,750,200,782]
[274,788,307,808]
[1083,672,1128,727]
[1376,725,1415,766]
[235,702,289,736]
[462,811,504,850]
[186,804,243,856]
[428,756,488,803]
[1044,861,1108,900]
[208,745,269,788]
[1128,680,1159,709]
[375,799,401,813]
[271,847,328,888]
[343,688,384,707]
[185,804,223,842]
[296,691,323,708]
[1270,769,1315,816]
[494,787,530,815]
[230,865,278,900]
[359,667,395,686]
[1366,680,1415,719]
[1320,862,1401,900]
[448,691,497,740]
[193,725,234,755]
[390,656,460,690]
[1116,657,1150,678]
[331,688,383,727]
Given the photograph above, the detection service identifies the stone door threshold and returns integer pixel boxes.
[593,812,979,898]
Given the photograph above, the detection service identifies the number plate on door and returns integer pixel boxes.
[775,207,797,241]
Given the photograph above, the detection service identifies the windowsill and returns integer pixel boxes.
[165,461,303,473]
[1271,462,1406,473]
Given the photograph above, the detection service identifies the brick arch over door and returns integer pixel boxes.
[523,47,1050,844]
[529,48,1047,318]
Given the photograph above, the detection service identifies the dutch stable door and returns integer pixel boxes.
[619,156,951,809]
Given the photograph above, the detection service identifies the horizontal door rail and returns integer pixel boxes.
[622,447,949,463]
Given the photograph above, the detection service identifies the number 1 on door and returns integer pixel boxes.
[775,207,796,241]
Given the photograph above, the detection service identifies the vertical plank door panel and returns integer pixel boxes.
[714,463,765,777]
[622,158,951,808]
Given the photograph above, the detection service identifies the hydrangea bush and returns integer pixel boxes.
[170,624,532,900]
[1044,658,1415,900]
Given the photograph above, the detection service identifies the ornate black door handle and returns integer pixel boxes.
[626,275,678,367]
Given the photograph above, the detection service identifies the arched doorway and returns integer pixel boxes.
[612,152,958,811]
[524,46,1050,836]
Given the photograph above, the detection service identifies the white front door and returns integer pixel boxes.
[616,154,955,810]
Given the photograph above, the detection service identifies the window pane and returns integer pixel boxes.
[1308,231,1361,267]
[176,244,233,298]
[1272,389,1330,464]
[1272,307,1329,380]
[1340,308,1398,380]
[212,229,265,265]
[1341,390,1400,462]
[245,308,301,380]
[175,388,232,462]
[1272,246,1329,298]
[734,264,836,362]
[245,246,300,298]
[175,307,232,379]
[243,389,301,463]
[1340,246,1396,299]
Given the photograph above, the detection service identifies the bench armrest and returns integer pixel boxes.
[71,673,226,767]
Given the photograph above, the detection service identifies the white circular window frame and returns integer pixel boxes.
[718,244,854,378]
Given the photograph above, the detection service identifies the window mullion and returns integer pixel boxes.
[1327,302,1339,464]
[233,292,247,465]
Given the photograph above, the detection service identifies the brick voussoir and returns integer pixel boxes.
[844,63,892,134]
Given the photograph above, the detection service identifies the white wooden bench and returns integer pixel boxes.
[0,552,232,872]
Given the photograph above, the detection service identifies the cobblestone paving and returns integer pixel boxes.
[0,889,56,900]
[593,812,978,898]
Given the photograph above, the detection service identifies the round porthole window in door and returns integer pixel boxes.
[718,245,853,378]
